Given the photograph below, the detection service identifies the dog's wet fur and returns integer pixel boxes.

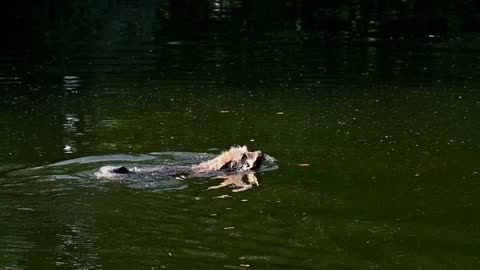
[94,146,265,180]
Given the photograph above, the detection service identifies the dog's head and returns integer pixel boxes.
[220,147,264,172]
[237,150,264,172]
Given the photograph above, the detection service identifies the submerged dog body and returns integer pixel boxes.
[94,146,265,180]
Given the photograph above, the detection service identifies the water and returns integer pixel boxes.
[1,20,480,269]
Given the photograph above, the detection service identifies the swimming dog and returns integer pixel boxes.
[94,146,265,180]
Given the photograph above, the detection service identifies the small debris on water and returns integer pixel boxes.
[213,195,231,199]
[298,163,310,167]
[17,208,34,211]
[220,110,229,113]
[241,199,248,202]
[276,111,284,115]
[224,226,235,230]
[63,145,74,153]
[240,264,250,267]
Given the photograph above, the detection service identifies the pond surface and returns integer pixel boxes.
[1,28,480,269]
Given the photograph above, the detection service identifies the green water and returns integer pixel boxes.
[1,32,480,269]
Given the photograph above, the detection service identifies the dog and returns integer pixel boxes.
[94,146,265,180]
[191,146,263,173]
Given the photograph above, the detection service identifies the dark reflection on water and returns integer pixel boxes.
[1,13,480,270]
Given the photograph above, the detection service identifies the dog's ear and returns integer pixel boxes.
[220,161,232,170]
